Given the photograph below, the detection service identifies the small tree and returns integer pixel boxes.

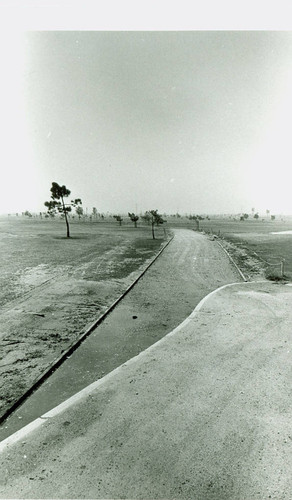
[92,207,97,219]
[44,182,82,237]
[76,206,84,220]
[128,212,139,228]
[113,215,123,226]
[188,214,201,230]
[254,212,259,219]
[145,210,164,239]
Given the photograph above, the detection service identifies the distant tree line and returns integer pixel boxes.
[43,182,168,240]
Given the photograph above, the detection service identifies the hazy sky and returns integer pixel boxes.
[2,29,292,215]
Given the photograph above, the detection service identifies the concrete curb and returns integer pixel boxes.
[0,235,174,427]
[216,240,248,282]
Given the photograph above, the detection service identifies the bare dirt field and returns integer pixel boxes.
[199,217,292,280]
[1,219,292,499]
[1,237,291,499]
[0,217,168,420]
[0,227,242,441]
[1,215,290,427]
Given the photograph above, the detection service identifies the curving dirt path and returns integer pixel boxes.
[0,228,240,439]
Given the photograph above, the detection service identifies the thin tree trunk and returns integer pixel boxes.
[61,196,70,237]
[64,212,70,237]
[152,222,155,239]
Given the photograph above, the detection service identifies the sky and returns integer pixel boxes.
[1,5,292,215]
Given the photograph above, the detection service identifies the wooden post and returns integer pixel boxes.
[281,259,285,278]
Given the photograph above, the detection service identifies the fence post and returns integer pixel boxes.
[281,259,285,278]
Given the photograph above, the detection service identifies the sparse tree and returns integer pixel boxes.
[92,207,97,219]
[188,214,202,230]
[76,206,84,220]
[128,212,139,228]
[145,210,164,239]
[113,215,123,226]
[24,210,32,218]
[254,212,259,219]
[44,182,82,237]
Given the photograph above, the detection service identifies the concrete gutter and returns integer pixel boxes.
[216,240,248,282]
[0,236,174,426]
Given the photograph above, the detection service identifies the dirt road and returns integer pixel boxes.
[0,228,241,438]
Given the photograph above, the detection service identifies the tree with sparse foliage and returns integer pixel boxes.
[188,214,202,230]
[145,210,164,239]
[44,182,82,237]
[113,215,123,226]
[128,212,139,228]
[76,206,84,220]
